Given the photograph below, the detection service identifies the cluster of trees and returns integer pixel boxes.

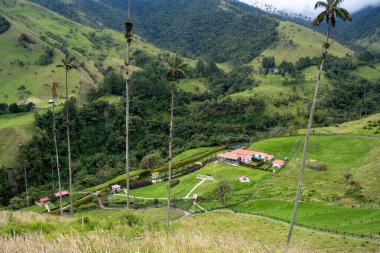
[0,86,34,114]
[17,33,36,49]
[0,14,10,34]
[37,48,55,65]
[318,56,380,123]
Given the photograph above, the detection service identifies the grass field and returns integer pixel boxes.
[351,63,380,82]
[176,79,208,94]
[250,21,353,68]
[248,134,380,204]
[298,113,380,135]
[0,112,35,168]
[130,162,270,199]
[1,209,378,252]
[235,199,380,236]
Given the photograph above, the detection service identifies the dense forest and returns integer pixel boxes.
[1,59,282,205]
[28,0,279,64]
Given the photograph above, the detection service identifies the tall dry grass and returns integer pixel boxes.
[0,229,311,253]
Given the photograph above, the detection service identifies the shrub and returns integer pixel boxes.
[17,33,36,48]
[130,179,152,190]
[37,48,54,65]
[8,103,21,113]
[119,212,142,227]
[168,179,180,188]
[0,15,10,35]
[138,170,152,180]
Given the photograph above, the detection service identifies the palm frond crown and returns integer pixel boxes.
[313,0,352,27]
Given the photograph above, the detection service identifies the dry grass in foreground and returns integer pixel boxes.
[0,229,310,253]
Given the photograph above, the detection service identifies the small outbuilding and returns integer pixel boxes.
[111,184,122,193]
[238,176,250,183]
[54,191,69,198]
[36,197,50,207]
[272,160,285,169]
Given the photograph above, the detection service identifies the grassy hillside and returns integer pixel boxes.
[1,209,378,252]
[0,0,167,168]
[227,66,330,124]
[129,162,269,199]
[235,199,380,236]
[0,0,164,107]
[250,21,353,68]
[297,113,380,135]
[176,79,208,94]
[0,113,35,168]
[249,134,380,204]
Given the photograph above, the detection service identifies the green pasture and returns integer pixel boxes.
[130,162,270,198]
[235,199,380,236]
[248,134,380,204]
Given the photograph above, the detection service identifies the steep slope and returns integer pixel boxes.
[286,5,380,54]
[250,21,353,68]
[0,0,166,169]
[29,0,279,64]
[0,0,165,107]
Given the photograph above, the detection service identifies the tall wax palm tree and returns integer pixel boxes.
[22,160,30,207]
[57,54,77,215]
[51,82,63,214]
[286,0,351,247]
[165,54,188,228]
[124,0,133,209]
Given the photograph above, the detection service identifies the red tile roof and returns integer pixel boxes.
[39,197,50,203]
[273,160,285,165]
[54,191,69,197]
[232,149,273,159]
[218,152,252,161]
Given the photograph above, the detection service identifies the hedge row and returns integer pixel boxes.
[153,146,225,173]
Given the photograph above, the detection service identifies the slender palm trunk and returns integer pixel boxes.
[286,22,331,247]
[125,40,131,209]
[24,164,29,207]
[166,81,174,228]
[65,70,73,215]
[53,102,63,214]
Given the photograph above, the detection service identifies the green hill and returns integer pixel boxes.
[29,0,279,64]
[0,0,167,169]
[250,21,353,68]
[0,0,164,107]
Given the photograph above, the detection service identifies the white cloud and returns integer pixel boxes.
[240,0,380,16]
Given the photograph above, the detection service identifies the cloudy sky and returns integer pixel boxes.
[240,0,380,16]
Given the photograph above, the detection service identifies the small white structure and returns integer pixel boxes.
[196,174,214,181]
[238,176,250,183]
[111,184,122,193]
[272,160,285,169]
[45,202,50,212]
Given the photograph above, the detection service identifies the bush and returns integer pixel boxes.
[8,103,20,113]
[130,179,153,190]
[119,212,142,227]
[138,170,152,180]
[0,15,10,35]
[8,197,25,210]
[17,33,36,48]
[168,179,180,188]
[37,48,55,65]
